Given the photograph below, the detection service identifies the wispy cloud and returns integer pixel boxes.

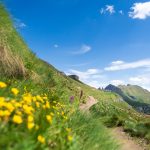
[110,80,125,86]
[129,1,150,19]
[129,74,150,91]
[68,69,101,79]
[54,44,59,48]
[100,5,115,15]
[106,5,115,14]
[71,44,91,55]
[66,68,105,88]
[111,60,124,65]
[119,10,124,15]
[14,18,26,29]
[65,62,90,67]
[105,59,150,71]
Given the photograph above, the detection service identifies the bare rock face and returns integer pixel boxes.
[68,75,79,81]
[59,71,66,76]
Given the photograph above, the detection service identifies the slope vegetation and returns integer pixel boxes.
[118,85,150,104]
[1,4,150,150]
[105,84,150,114]
[0,4,120,150]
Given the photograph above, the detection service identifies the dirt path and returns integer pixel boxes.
[79,96,147,150]
[79,96,97,112]
[111,127,145,150]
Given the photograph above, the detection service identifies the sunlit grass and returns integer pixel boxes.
[91,100,150,143]
[0,80,119,150]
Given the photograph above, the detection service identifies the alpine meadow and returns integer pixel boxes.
[0,1,150,150]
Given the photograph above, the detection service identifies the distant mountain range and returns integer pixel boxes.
[105,84,150,114]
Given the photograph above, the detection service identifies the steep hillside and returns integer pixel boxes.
[1,4,150,150]
[0,4,121,150]
[118,84,150,104]
[105,84,150,114]
[0,4,119,103]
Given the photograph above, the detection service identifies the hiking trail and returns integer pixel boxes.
[80,96,147,150]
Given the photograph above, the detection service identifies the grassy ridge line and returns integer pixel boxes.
[118,85,150,104]
[0,4,119,104]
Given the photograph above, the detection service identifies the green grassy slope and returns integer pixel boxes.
[0,4,119,104]
[1,4,150,150]
[105,84,150,114]
[118,85,150,104]
[0,4,120,150]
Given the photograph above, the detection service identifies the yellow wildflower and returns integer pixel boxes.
[13,115,23,124]
[23,105,34,115]
[67,135,73,142]
[46,115,52,124]
[16,111,22,115]
[0,97,5,102]
[27,122,35,130]
[14,102,22,108]
[0,110,11,117]
[11,88,19,95]
[36,95,44,103]
[32,96,37,102]
[27,115,34,122]
[35,102,40,108]
[37,135,45,144]
[0,81,7,88]
[45,101,50,109]
[23,93,32,104]
[5,103,14,112]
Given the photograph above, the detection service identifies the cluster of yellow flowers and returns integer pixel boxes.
[0,81,73,146]
[0,81,7,88]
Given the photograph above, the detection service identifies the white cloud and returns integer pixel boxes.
[54,44,59,48]
[111,60,124,65]
[81,44,91,53]
[100,5,115,15]
[119,10,124,15]
[129,1,150,19]
[66,62,90,67]
[129,74,150,91]
[110,80,125,86]
[100,8,105,14]
[87,80,101,88]
[66,68,105,88]
[68,69,101,80]
[71,44,91,55]
[14,18,26,29]
[105,59,150,71]
[106,5,115,14]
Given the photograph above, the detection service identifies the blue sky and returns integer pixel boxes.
[3,0,150,90]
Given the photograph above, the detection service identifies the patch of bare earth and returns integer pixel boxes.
[79,96,97,112]
[111,127,149,150]
[79,96,149,150]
